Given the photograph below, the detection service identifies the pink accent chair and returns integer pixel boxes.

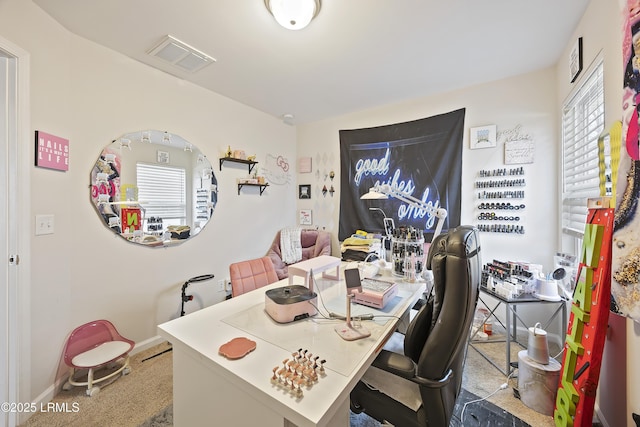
[62,320,135,396]
[229,256,279,297]
[267,229,332,280]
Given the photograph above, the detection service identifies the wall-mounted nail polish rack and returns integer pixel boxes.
[475,168,526,234]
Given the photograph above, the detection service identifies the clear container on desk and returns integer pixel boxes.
[391,229,425,282]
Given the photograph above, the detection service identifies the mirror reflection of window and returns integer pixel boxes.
[136,163,187,232]
[89,130,217,246]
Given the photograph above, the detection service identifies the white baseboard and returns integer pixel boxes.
[23,376,68,425]
[594,405,610,427]
[132,335,166,355]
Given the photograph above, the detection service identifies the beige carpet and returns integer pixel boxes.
[22,335,559,427]
[22,343,174,427]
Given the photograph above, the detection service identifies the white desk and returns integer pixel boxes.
[158,271,424,427]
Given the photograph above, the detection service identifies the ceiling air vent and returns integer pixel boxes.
[147,35,215,73]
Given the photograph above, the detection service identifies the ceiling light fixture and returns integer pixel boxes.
[264,0,321,31]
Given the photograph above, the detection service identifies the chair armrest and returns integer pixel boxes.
[372,350,453,388]
[371,350,416,380]
[411,369,453,389]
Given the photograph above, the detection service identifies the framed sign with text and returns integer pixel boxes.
[299,209,312,225]
[35,130,69,171]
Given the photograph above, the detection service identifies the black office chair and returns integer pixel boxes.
[350,225,481,427]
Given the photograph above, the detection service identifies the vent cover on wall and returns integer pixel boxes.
[147,35,215,73]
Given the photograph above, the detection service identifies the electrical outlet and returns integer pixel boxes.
[217,279,226,292]
[35,214,55,235]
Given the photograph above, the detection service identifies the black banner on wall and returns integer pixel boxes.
[338,108,465,241]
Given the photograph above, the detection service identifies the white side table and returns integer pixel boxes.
[287,255,342,288]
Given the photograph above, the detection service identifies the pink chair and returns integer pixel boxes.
[61,320,135,396]
[229,256,279,297]
[267,229,332,279]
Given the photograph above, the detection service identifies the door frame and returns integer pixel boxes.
[0,36,31,427]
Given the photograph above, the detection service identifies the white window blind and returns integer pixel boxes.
[136,163,186,223]
[561,60,605,238]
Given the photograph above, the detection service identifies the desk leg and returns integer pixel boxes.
[505,303,511,377]
[512,304,517,340]
[563,302,567,339]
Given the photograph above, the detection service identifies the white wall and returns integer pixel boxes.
[0,0,298,405]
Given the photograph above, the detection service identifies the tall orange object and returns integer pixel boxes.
[554,198,613,427]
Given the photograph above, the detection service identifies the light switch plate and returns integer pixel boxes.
[35,214,54,235]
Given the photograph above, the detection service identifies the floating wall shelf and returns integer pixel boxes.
[219,157,258,174]
[237,183,269,196]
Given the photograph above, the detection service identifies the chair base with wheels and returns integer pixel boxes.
[62,320,135,396]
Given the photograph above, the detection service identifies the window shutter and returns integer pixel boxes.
[561,61,605,238]
[136,163,187,222]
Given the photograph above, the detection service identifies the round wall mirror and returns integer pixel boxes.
[89,130,217,246]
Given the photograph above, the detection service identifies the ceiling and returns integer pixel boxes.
[33,0,590,125]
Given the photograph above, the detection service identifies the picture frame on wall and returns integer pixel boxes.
[299,209,312,225]
[504,140,535,164]
[35,130,70,171]
[569,37,583,83]
[299,184,311,199]
[469,125,497,150]
[298,157,312,173]
[157,150,170,164]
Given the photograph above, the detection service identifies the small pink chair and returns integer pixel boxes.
[61,320,135,396]
[229,256,279,297]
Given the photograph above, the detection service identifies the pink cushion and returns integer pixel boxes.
[229,256,279,297]
[267,229,332,280]
[71,341,132,368]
